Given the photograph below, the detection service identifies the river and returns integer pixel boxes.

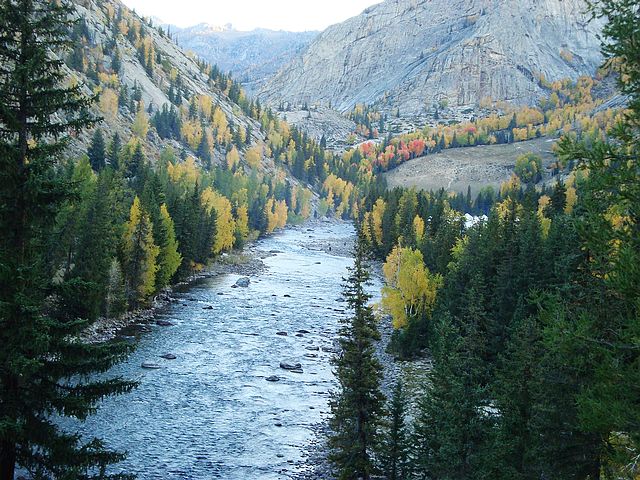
[76,221,368,479]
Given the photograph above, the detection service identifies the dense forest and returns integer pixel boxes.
[327,1,640,479]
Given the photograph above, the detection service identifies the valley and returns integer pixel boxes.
[0,0,638,480]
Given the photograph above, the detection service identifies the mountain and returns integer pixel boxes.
[259,0,605,116]
[67,0,265,163]
[168,24,317,95]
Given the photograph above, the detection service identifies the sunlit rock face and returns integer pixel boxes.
[259,0,604,115]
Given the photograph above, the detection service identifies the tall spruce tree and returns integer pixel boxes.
[411,312,493,480]
[108,132,122,170]
[329,237,384,480]
[87,128,106,171]
[0,1,135,478]
[379,380,411,480]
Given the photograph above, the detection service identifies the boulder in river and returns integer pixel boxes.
[305,346,320,351]
[265,375,280,382]
[322,346,340,354]
[283,294,291,298]
[141,362,161,369]
[234,277,250,288]
[298,329,311,334]
[304,353,318,358]
[276,331,288,336]
[202,305,213,310]
[156,320,174,327]
[160,353,177,360]
[289,368,304,374]
[280,361,302,370]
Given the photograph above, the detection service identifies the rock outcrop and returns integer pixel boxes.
[259,0,604,115]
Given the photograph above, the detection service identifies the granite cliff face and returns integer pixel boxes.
[259,0,604,115]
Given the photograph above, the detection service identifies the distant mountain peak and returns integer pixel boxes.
[169,25,318,94]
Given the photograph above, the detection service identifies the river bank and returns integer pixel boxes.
[75,219,363,479]
[80,217,344,344]
[76,217,427,479]
[292,263,433,480]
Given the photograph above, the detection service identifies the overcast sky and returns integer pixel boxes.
[120,0,379,32]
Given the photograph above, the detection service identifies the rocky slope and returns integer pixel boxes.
[259,0,604,116]
[169,24,317,95]
[65,0,276,171]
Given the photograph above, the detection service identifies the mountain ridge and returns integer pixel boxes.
[259,0,605,116]
[168,24,317,95]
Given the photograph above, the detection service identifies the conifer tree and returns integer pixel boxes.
[329,237,384,480]
[70,171,121,319]
[491,312,544,480]
[197,130,211,168]
[127,141,145,188]
[547,1,640,473]
[108,132,122,169]
[87,128,106,171]
[0,1,135,478]
[111,47,122,74]
[411,314,493,480]
[379,380,411,480]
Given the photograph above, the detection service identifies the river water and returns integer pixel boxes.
[78,221,363,479]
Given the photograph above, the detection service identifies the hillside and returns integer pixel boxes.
[259,0,604,118]
[384,137,557,195]
[169,24,317,95]
[64,0,354,206]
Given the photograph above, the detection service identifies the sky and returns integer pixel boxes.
[120,0,380,32]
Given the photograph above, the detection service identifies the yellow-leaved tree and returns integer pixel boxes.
[201,187,236,254]
[380,246,442,329]
[131,101,149,138]
[122,197,160,307]
[265,198,288,233]
[226,146,240,170]
[371,198,386,246]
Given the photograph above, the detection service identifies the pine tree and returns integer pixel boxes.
[108,131,122,169]
[0,1,135,478]
[548,2,640,474]
[379,380,411,480]
[127,141,145,187]
[111,47,122,74]
[411,314,493,480]
[547,180,567,216]
[197,129,211,168]
[87,128,106,171]
[329,237,384,480]
[491,312,544,480]
[70,170,120,319]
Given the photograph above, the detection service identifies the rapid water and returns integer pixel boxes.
[78,221,362,479]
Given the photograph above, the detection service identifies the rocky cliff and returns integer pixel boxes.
[259,0,604,115]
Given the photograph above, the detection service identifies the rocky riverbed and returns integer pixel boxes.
[70,220,370,479]
[75,218,429,479]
